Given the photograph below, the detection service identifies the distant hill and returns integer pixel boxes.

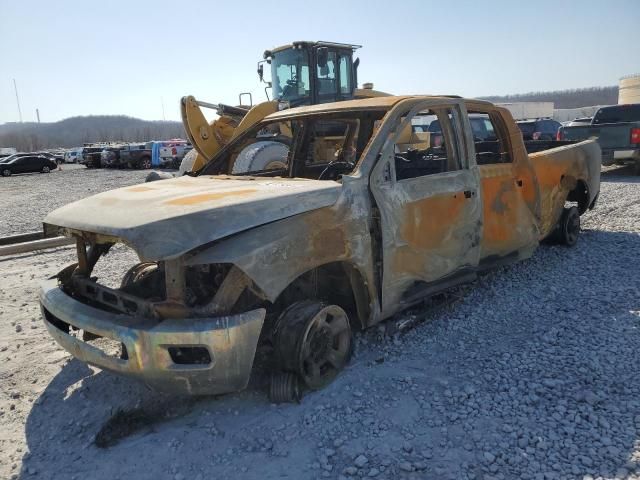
[480,85,618,109]
[0,115,185,151]
[0,85,621,151]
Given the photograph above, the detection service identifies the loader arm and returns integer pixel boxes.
[181,95,278,172]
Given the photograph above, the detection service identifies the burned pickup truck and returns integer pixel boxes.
[40,96,600,399]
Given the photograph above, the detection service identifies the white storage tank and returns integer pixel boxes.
[619,74,640,104]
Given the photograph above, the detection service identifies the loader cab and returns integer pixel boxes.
[261,41,360,108]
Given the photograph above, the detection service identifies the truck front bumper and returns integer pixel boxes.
[40,279,265,395]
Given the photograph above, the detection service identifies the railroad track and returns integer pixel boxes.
[0,231,74,257]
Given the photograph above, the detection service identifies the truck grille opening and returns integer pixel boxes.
[43,308,70,333]
[43,307,127,360]
[168,346,212,365]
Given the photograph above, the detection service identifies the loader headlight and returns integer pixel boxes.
[278,101,290,111]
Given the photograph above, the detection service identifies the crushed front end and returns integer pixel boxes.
[40,232,265,395]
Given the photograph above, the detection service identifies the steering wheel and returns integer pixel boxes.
[318,161,355,180]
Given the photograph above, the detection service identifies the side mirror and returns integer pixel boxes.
[257,63,264,82]
[317,47,328,68]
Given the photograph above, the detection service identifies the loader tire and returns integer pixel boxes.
[178,148,198,176]
[232,141,289,174]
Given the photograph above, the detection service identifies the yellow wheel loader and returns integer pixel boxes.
[180,41,388,174]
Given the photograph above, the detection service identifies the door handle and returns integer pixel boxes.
[516,179,523,187]
[464,190,475,198]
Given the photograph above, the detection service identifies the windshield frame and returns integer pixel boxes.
[197,109,389,179]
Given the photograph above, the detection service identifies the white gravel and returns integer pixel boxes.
[0,165,152,236]
[0,165,639,480]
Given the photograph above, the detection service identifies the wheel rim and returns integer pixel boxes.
[264,160,287,170]
[121,262,157,288]
[43,167,50,173]
[298,305,351,389]
[2,169,10,176]
[143,159,151,169]
[566,213,580,245]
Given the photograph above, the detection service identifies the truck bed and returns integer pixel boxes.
[528,140,601,237]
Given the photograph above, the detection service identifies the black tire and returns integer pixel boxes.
[273,300,352,390]
[2,168,11,177]
[553,206,580,246]
[140,157,152,169]
[634,160,640,176]
[42,166,50,173]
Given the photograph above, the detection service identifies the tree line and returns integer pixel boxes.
[0,115,186,152]
[481,86,619,109]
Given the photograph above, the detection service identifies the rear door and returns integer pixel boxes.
[370,99,482,317]
[467,107,539,264]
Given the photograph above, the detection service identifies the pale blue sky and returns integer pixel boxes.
[1,0,638,124]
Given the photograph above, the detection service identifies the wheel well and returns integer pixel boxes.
[566,179,589,214]
[273,262,371,331]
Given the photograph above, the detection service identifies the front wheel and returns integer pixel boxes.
[42,166,50,173]
[554,206,580,246]
[140,157,152,169]
[273,301,352,391]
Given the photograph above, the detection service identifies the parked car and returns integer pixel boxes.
[562,117,592,127]
[119,143,153,169]
[38,152,64,165]
[64,148,84,164]
[159,141,192,169]
[80,146,107,168]
[40,95,600,397]
[557,104,640,174]
[0,152,30,163]
[517,118,562,141]
[1,154,58,176]
[100,145,129,168]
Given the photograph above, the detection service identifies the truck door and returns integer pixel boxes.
[370,101,482,318]
[465,107,539,264]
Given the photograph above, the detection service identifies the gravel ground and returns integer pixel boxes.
[0,165,156,236]
[0,165,639,480]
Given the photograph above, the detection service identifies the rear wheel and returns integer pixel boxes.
[2,169,11,177]
[273,301,352,391]
[553,206,580,246]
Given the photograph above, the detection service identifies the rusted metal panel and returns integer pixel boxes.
[477,164,539,260]
[184,177,380,323]
[530,140,601,238]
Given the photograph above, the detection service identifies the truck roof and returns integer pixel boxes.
[266,95,495,120]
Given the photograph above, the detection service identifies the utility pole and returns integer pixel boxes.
[161,96,166,121]
[36,108,41,123]
[13,79,23,123]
